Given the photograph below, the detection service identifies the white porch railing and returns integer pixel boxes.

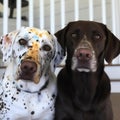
[1,0,120,37]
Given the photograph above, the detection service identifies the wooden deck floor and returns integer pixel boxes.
[111,93,120,120]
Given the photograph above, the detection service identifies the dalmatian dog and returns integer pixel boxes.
[0,27,64,120]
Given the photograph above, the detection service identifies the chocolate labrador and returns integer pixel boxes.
[54,21,120,120]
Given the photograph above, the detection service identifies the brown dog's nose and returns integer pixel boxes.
[21,60,37,73]
[76,48,92,60]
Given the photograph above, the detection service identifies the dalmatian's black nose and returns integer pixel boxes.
[21,60,37,74]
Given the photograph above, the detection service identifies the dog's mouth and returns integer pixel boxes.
[76,67,91,72]
[18,60,41,84]
[19,72,35,81]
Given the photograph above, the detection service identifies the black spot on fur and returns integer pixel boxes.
[52,94,56,98]
[31,111,35,115]
[47,31,51,34]
[5,94,7,97]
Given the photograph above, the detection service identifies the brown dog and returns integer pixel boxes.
[54,21,120,120]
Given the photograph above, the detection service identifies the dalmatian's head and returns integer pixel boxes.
[0,27,64,92]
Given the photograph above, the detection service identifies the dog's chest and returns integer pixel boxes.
[0,80,56,120]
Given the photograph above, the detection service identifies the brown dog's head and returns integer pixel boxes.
[55,21,120,72]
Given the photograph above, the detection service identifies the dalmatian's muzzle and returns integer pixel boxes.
[20,60,37,82]
[17,39,42,84]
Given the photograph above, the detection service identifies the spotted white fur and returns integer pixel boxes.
[0,27,64,120]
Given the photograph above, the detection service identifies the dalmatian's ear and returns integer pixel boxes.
[50,35,64,72]
[0,31,19,64]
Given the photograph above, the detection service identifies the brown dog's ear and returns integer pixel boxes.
[55,24,70,56]
[105,27,120,63]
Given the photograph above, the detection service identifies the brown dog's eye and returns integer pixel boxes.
[92,31,101,40]
[71,33,77,38]
[71,29,81,38]
[19,39,27,45]
[42,44,51,51]
[93,34,101,40]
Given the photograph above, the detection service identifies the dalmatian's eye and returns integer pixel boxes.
[19,39,27,45]
[42,44,51,51]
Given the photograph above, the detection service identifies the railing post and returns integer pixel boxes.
[74,0,79,21]
[29,0,34,27]
[61,0,65,28]
[3,0,8,34]
[16,0,21,29]
[50,0,55,33]
[101,0,106,24]
[39,0,44,29]
[89,0,94,21]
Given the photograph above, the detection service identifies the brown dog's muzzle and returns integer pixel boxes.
[75,48,92,61]
[74,47,93,71]
[72,36,97,72]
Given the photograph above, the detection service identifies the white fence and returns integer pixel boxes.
[0,0,120,92]
[1,0,120,35]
